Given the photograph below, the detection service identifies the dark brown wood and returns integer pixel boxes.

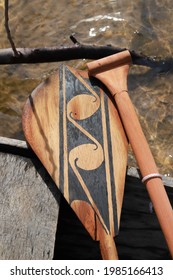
[22,65,129,259]
[0,45,172,73]
[0,139,61,260]
[87,50,173,258]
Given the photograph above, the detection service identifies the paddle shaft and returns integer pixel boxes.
[114,90,173,258]
[87,51,173,258]
[99,232,118,260]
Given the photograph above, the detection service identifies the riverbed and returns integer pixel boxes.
[0,0,173,176]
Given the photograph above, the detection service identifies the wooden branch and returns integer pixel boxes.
[4,0,19,56]
[0,43,172,72]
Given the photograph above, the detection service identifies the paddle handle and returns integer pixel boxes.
[99,231,118,260]
[113,90,173,258]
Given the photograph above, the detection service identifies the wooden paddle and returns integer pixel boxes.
[87,50,173,259]
[22,65,129,259]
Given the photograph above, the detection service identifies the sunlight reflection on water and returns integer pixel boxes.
[0,0,173,176]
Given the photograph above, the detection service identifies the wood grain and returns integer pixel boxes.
[1,138,173,260]
[22,74,60,186]
[0,151,60,260]
[22,65,128,259]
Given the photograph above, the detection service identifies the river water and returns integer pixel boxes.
[0,0,173,176]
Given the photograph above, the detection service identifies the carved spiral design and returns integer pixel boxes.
[67,93,104,171]
[67,94,99,120]
[66,92,108,233]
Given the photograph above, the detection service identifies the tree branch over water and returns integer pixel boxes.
[4,0,19,56]
[1,19,173,71]
[2,2,173,72]
[0,43,173,73]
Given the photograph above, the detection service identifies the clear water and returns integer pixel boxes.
[0,0,173,176]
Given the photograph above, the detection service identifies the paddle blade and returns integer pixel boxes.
[22,65,128,241]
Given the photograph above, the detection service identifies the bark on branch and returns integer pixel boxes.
[4,0,19,56]
[0,44,172,72]
[2,3,173,72]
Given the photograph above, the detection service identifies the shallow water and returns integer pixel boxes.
[0,0,173,176]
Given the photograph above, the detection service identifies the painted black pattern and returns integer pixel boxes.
[59,65,119,236]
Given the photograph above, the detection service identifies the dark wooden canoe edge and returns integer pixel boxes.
[0,136,173,189]
[0,136,35,158]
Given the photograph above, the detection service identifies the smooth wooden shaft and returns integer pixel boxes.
[146,178,173,258]
[113,91,173,258]
[87,50,173,258]
[99,231,119,260]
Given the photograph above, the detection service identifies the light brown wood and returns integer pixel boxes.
[71,200,118,259]
[99,232,118,260]
[22,74,60,187]
[87,50,173,259]
[22,65,128,259]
